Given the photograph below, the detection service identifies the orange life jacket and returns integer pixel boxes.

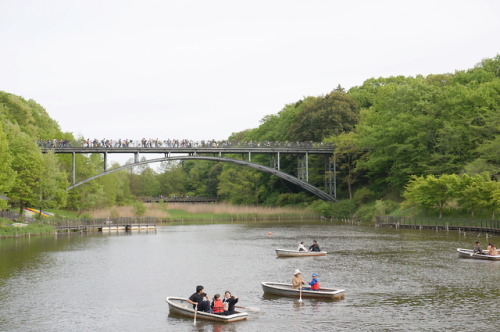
[212,299,224,314]
[311,279,320,290]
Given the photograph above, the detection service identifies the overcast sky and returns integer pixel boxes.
[1,0,499,143]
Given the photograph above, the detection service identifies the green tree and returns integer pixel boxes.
[5,123,45,215]
[329,132,364,199]
[457,174,500,217]
[183,160,222,196]
[38,151,69,215]
[0,120,15,209]
[218,166,264,204]
[98,163,132,206]
[288,91,359,141]
[128,158,160,197]
[65,154,108,216]
[403,174,460,218]
[132,200,146,217]
[157,161,187,196]
[463,136,500,180]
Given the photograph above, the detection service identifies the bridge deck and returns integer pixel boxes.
[41,146,334,154]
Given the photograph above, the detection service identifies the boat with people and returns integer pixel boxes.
[275,249,328,257]
[166,297,249,322]
[456,248,500,261]
[261,282,345,300]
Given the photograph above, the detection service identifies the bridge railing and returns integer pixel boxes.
[37,139,334,149]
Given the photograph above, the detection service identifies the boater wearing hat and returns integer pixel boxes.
[292,269,306,289]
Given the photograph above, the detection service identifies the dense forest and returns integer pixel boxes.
[1,55,499,220]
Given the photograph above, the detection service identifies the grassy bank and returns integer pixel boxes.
[0,218,54,237]
[82,203,319,221]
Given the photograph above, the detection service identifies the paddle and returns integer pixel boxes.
[193,303,198,326]
[298,285,303,303]
[235,305,260,312]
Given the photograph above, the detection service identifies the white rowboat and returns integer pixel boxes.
[261,282,345,300]
[166,297,248,323]
[456,248,500,261]
[275,249,327,257]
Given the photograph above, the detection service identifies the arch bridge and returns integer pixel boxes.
[41,144,337,201]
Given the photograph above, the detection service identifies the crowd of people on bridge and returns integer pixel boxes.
[37,138,332,149]
[37,139,73,148]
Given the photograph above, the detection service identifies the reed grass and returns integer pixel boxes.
[0,223,54,237]
[85,203,317,220]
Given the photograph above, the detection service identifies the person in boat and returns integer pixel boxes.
[223,291,238,315]
[308,273,320,291]
[297,241,307,252]
[473,241,484,254]
[309,240,321,252]
[486,243,493,251]
[187,285,210,312]
[489,244,498,256]
[211,294,225,315]
[292,269,306,289]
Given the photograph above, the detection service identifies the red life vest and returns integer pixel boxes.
[212,299,224,314]
[311,279,320,290]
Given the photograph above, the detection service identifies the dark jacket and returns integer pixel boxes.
[223,296,239,315]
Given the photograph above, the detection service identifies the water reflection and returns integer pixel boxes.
[0,222,499,331]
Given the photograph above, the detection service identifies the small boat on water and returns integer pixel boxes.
[261,282,345,300]
[166,297,248,323]
[275,249,328,257]
[456,248,500,261]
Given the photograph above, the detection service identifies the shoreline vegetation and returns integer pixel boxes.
[2,203,498,238]
[0,203,320,238]
[89,203,318,220]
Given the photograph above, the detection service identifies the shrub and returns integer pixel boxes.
[375,200,399,216]
[330,199,357,219]
[353,187,376,205]
[309,199,357,219]
[354,203,377,223]
[308,200,334,216]
[276,193,314,206]
[132,201,147,217]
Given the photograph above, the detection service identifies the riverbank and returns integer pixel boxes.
[0,204,320,237]
[377,215,500,234]
[84,203,318,220]
[0,219,54,237]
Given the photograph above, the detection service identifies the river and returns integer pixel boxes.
[0,221,498,331]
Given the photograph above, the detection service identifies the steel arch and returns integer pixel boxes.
[67,155,336,201]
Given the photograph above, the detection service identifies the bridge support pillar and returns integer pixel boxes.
[297,154,309,182]
[324,155,336,199]
[104,152,107,172]
[134,152,139,163]
[72,152,76,185]
[305,152,308,182]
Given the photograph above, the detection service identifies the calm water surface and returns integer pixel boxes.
[0,222,498,331]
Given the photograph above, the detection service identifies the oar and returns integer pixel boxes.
[235,305,260,312]
[298,285,303,303]
[193,303,197,326]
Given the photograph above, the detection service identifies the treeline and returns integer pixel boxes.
[1,55,499,220]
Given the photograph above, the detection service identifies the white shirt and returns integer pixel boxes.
[297,243,307,251]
